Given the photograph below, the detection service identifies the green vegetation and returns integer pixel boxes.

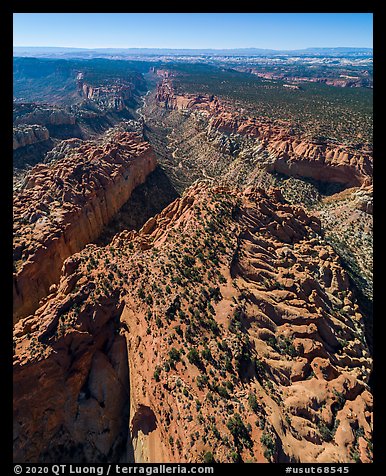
[187,348,202,367]
[318,418,340,442]
[267,334,298,358]
[153,365,161,382]
[171,64,372,147]
[216,385,229,399]
[260,432,276,461]
[168,347,181,362]
[248,392,259,413]
[318,422,334,442]
[13,57,151,104]
[227,413,252,449]
[203,451,215,463]
[196,374,209,389]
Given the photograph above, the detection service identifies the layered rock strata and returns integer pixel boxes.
[13,125,50,150]
[76,72,146,112]
[14,104,76,127]
[315,185,373,322]
[14,184,372,463]
[156,79,372,188]
[13,132,157,322]
[79,81,134,112]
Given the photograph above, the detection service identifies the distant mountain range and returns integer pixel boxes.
[13,46,373,58]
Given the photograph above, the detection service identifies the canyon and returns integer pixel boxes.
[77,73,137,112]
[13,63,147,175]
[155,78,373,188]
[13,58,373,464]
[13,184,372,463]
[145,75,373,319]
[13,132,157,322]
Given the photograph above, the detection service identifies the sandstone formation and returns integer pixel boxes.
[76,71,146,112]
[13,184,372,463]
[315,184,373,310]
[13,125,50,150]
[13,132,157,322]
[78,80,134,112]
[14,103,76,127]
[147,81,373,346]
[155,78,373,188]
[44,138,85,164]
[13,74,151,223]
[12,60,373,466]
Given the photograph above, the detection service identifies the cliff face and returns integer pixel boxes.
[13,65,148,173]
[79,82,134,111]
[156,79,219,112]
[13,184,372,463]
[76,71,146,112]
[14,105,76,127]
[315,185,373,320]
[13,291,130,463]
[155,79,373,188]
[265,139,372,187]
[13,125,50,150]
[13,132,157,322]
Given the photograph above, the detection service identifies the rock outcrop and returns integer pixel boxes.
[78,81,134,112]
[13,125,50,150]
[265,139,372,187]
[13,184,372,463]
[76,71,146,112]
[13,294,130,463]
[315,185,373,309]
[14,104,76,127]
[156,79,373,188]
[13,132,157,322]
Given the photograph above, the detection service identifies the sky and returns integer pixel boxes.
[13,13,373,50]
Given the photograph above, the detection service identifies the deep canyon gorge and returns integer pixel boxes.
[13,58,373,464]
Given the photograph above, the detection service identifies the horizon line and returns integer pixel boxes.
[13,45,373,51]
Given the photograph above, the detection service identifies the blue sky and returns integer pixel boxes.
[13,13,373,50]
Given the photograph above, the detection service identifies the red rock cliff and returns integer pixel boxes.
[156,79,372,187]
[13,132,157,323]
[13,184,372,463]
[13,125,50,150]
